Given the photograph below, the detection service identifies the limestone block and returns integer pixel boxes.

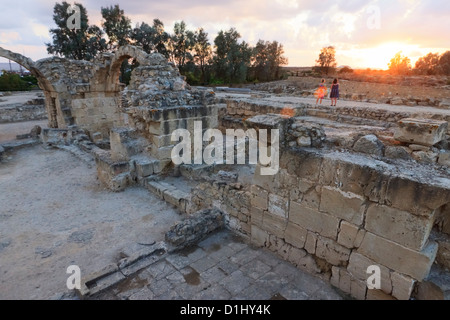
[315,236,351,266]
[135,159,155,177]
[287,247,307,266]
[268,193,288,218]
[330,266,340,288]
[414,281,445,300]
[250,207,264,228]
[436,239,450,270]
[394,118,448,146]
[438,151,450,167]
[358,232,438,281]
[251,225,269,247]
[280,149,323,183]
[110,128,140,161]
[353,134,385,157]
[391,272,415,300]
[250,186,268,210]
[385,176,450,215]
[304,231,317,255]
[411,150,438,163]
[319,187,366,226]
[262,212,287,238]
[289,201,340,240]
[284,222,307,249]
[351,278,368,300]
[252,164,276,192]
[385,146,412,160]
[337,221,365,249]
[301,188,321,209]
[347,252,392,294]
[110,172,131,192]
[366,290,396,300]
[365,204,435,251]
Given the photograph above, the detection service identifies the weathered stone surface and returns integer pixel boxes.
[261,212,287,238]
[289,201,340,240]
[391,272,415,300]
[358,232,438,281]
[251,225,270,247]
[250,186,268,210]
[411,150,438,163]
[347,252,392,294]
[315,236,351,266]
[365,204,435,251]
[385,146,412,160]
[436,239,450,270]
[268,194,288,218]
[408,144,430,152]
[385,176,450,215]
[337,221,365,249]
[414,281,445,300]
[250,207,264,228]
[284,222,307,249]
[438,151,450,167]
[394,118,448,146]
[304,231,317,255]
[165,208,224,248]
[366,289,396,300]
[319,187,366,226]
[353,134,385,157]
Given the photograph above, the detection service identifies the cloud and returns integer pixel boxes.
[0,0,449,67]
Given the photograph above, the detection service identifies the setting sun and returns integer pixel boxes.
[338,42,416,70]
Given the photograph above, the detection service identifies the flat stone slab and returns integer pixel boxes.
[394,118,448,146]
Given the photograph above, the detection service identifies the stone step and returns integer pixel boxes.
[131,155,161,178]
[305,109,391,128]
[142,177,194,213]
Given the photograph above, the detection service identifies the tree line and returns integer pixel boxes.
[388,51,450,75]
[46,2,288,85]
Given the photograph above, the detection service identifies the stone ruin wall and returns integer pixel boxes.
[186,112,450,300]
[1,45,449,300]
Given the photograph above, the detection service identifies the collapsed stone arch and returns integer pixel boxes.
[0,46,59,127]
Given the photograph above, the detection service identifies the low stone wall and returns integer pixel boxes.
[187,143,449,300]
[0,104,47,123]
[247,148,449,300]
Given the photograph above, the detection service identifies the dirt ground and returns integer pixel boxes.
[0,120,48,142]
[0,146,181,300]
[275,77,450,101]
[0,91,43,107]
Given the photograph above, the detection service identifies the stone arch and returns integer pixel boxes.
[0,46,59,127]
[102,45,170,93]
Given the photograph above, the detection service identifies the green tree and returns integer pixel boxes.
[213,28,252,83]
[193,28,212,83]
[252,40,287,81]
[101,4,131,49]
[0,73,30,91]
[131,19,170,57]
[438,51,450,75]
[46,1,107,60]
[316,46,337,75]
[388,52,411,75]
[167,21,195,72]
[414,53,440,75]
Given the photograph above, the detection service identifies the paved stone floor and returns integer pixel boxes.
[94,230,344,300]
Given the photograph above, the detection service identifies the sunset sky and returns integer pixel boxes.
[1,0,449,69]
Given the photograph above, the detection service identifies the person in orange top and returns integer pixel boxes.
[315,79,327,106]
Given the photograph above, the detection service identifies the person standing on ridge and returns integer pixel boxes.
[315,79,327,106]
[330,78,339,106]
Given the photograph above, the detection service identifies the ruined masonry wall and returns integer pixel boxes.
[190,147,450,300]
